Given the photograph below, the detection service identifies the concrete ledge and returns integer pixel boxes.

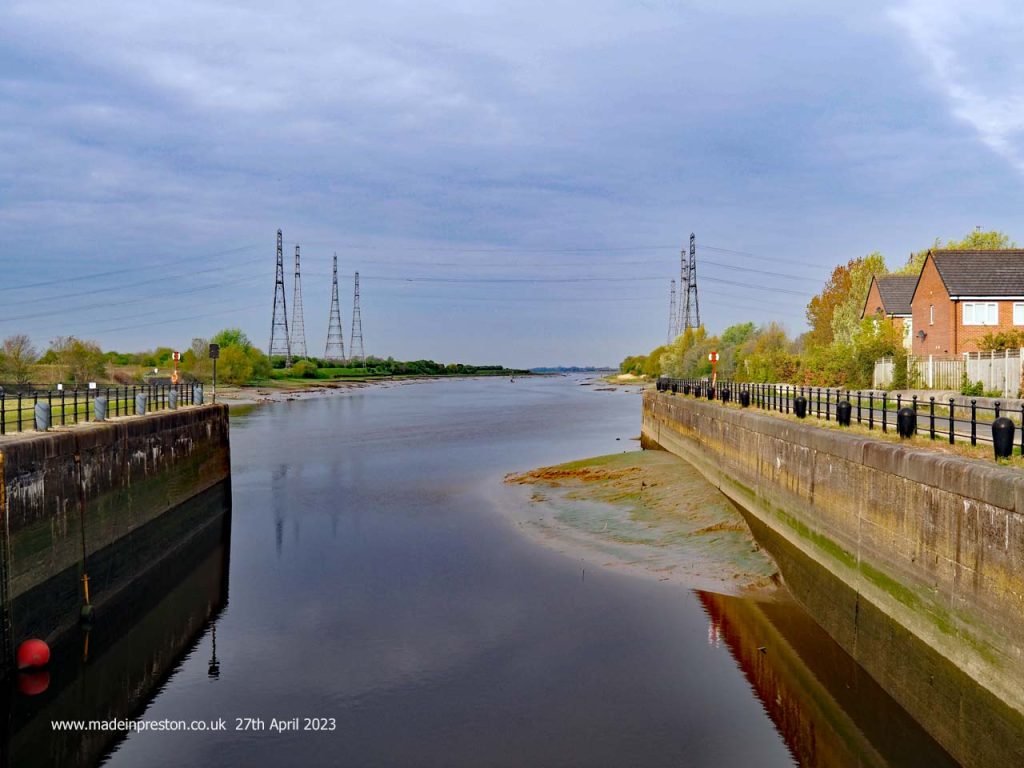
[642,390,1024,767]
[0,404,230,647]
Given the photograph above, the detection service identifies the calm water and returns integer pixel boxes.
[12,376,957,766]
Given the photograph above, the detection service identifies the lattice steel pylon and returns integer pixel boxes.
[682,232,700,330]
[269,229,292,366]
[350,271,365,367]
[324,253,346,362]
[667,279,677,344]
[676,246,687,335]
[290,244,307,358]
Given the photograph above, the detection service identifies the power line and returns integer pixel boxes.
[76,302,265,337]
[0,274,265,323]
[1,256,264,308]
[0,244,260,293]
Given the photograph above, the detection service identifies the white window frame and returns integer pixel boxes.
[929,305,934,325]
[963,302,998,326]
[1014,302,1024,325]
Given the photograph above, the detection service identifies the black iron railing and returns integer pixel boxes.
[656,378,1024,457]
[0,383,203,435]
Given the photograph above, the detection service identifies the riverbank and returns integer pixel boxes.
[215,372,538,408]
[503,450,780,596]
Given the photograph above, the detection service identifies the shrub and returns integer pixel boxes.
[290,360,318,378]
[960,372,984,396]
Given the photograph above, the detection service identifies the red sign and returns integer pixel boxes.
[708,351,719,362]
[172,351,181,362]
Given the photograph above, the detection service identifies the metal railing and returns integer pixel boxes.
[0,383,203,435]
[656,378,1024,457]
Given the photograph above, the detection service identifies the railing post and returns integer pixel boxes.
[882,393,888,433]
[971,400,977,446]
[949,399,955,445]
[1020,404,1024,455]
[73,389,78,424]
[856,391,862,424]
[825,388,830,421]
[929,397,935,440]
[869,392,874,429]
[0,391,4,435]
[995,401,1001,420]
[17,393,22,432]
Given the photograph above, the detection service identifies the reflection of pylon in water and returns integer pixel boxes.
[268,229,291,366]
[350,271,365,367]
[324,253,346,361]
[290,245,307,358]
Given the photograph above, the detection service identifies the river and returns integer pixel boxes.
[12,375,957,766]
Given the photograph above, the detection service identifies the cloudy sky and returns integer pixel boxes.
[1,0,1023,367]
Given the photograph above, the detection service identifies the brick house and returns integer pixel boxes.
[910,249,1024,356]
[861,274,916,349]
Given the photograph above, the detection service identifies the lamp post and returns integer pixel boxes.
[209,344,220,404]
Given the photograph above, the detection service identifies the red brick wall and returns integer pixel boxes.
[955,301,1024,352]
[863,279,885,318]
[912,256,954,355]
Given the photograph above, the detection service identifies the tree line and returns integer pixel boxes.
[0,328,527,388]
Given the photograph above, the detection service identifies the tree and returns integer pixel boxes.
[659,326,706,378]
[49,336,105,386]
[218,346,254,385]
[946,229,1014,250]
[895,230,1015,275]
[211,328,253,350]
[2,334,37,386]
[180,337,213,382]
[805,263,854,348]
[735,323,801,382]
[830,252,887,346]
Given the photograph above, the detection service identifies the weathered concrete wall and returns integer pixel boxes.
[0,405,229,646]
[643,391,1024,767]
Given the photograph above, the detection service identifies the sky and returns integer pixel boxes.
[2,0,1024,367]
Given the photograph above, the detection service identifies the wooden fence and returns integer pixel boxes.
[873,349,1023,397]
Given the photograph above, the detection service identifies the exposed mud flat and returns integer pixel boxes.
[503,450,780,596]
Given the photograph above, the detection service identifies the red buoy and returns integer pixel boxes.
[17,639,50,670]
[17,670,50,696]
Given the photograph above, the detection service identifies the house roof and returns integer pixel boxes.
[873,275,916,315]
[929,249,1024,297]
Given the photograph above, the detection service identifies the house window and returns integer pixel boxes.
[1014,303,1024,325]
[929,305,934,325]
[963,302,998,325]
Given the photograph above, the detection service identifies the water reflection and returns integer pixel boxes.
[1,481,232,768]
[697,591,957,767]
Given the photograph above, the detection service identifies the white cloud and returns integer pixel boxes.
[890,0,1024,172]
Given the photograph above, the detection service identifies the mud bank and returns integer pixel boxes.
[504,451,779,596]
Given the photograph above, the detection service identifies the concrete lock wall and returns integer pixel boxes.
[0,404,230,650]
[642,390,1024,768]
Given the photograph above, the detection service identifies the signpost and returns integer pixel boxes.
[708,351,719,387]
[208,344,219,404]
[172,350,181,385]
